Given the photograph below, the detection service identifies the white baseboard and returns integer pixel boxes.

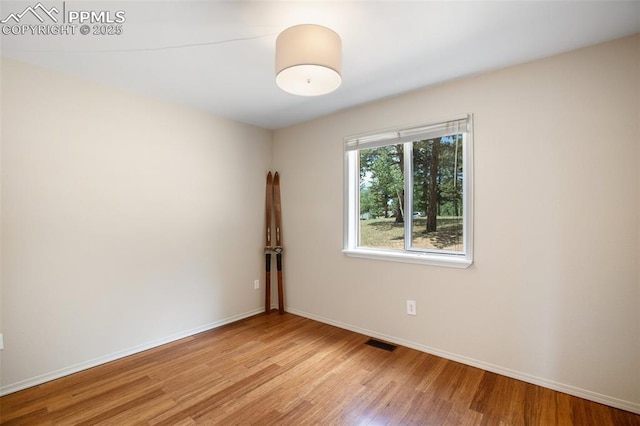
[0,308,264,397]
[285,307,640,415]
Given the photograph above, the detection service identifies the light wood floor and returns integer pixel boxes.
[1,312,639,425]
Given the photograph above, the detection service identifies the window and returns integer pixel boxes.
[343,115,473,268]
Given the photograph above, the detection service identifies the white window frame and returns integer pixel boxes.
[343,114,474,268]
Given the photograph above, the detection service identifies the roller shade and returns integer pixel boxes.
[345,115,470,152]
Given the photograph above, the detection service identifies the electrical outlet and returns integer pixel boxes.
[254,279,260,290]
[0,333,4,350]
[406,300,416,315]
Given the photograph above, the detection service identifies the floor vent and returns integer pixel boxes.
[365,339,397,352]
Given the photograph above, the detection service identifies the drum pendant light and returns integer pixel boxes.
[275,24,342,96]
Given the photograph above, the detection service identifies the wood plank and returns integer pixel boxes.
[1,313,638,425]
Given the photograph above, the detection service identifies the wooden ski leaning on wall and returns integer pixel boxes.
[264,172,273,314]
[264,171,285,314]
[273,172,284,314]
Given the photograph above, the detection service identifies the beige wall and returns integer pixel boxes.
[0,58,272,392]
[273,35,640,411]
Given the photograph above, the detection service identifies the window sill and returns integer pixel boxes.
[343,248,473,268]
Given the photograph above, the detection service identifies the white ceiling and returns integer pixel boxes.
[2,1,639,129]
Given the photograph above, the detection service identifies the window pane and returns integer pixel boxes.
[344,115,473,267]
[411,135,464,252]
[358,145,405,250]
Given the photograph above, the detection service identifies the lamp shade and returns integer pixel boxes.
[275,24,342,96]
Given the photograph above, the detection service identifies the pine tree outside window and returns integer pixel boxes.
[343,115,473,268]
